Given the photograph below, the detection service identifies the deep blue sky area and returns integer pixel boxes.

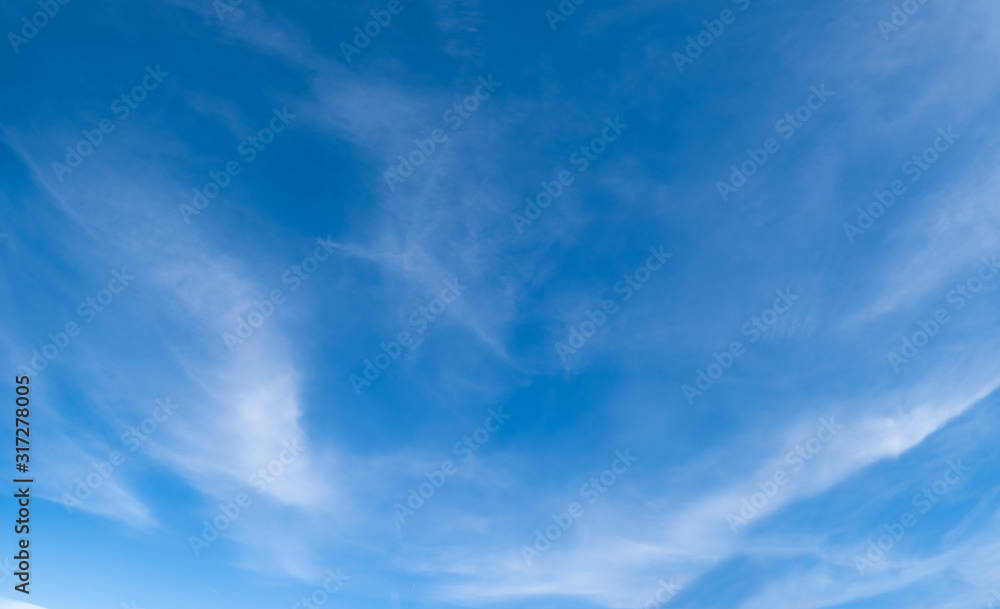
[2,1,1000,608]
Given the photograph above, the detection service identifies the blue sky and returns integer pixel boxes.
[2,0,1000,607]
